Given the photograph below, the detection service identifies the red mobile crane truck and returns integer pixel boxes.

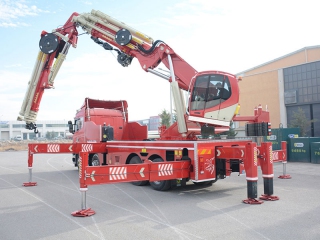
[69,98,148,168]
[69,97,275,192]
[18,9,286,204]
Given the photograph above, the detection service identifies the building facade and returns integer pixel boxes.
[135,116,161,131]
[1,116,161,141]
[236,46,320,137]
[0,120,69,140]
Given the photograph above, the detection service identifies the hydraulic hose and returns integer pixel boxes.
[138,40,164,55]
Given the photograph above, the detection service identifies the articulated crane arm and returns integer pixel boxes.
[17,13,80,132]
[18,9,268,139]
[17,10,197,134]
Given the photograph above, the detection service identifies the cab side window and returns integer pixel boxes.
[75,117,83,132]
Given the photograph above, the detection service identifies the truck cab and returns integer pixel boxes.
[69,98,148,166]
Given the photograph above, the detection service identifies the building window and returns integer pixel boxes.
[12,124,26,128]
[46,124,68,127]
[284,90,297,104]
[0,124,9,128]
[284,61,320,137]
[284,61,320,105]
[75,118,84,132]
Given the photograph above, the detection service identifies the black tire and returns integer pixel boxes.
[129,156,148,186]
[149,158,171,191]
[73,154,79,167]
[89,154,100,166]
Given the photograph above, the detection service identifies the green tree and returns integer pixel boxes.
[159,109,171,128]
[288,107,316,137]
[225,121,238,138]
[214,121,238,138]
[172,109,177,124]
[46,131,56,139]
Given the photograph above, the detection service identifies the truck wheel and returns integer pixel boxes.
[73,154,79,167]
[129,156,148,186]
[149,158,171,191]
[89,154,100,166]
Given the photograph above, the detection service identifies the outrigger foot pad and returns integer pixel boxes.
[23,182,37,187]
[278,175,291,179]
[243,198,263,204]
[259,194,280,201]
[71,208,96,217]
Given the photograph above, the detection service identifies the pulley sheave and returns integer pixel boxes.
[115,29,132,46]
[39,33,59,54]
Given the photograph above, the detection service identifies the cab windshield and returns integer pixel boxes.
[190,74,231,111]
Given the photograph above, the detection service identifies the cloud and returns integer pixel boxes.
[82,1,92,5]
[51,52,172,121]
[4,63,22,68]
[150,0,320,74]
[0,0,47,27]
[0,70,30,120]
[2,49,173,121]
[0,70,30,93]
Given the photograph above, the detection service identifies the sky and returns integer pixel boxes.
[0,0,319,123]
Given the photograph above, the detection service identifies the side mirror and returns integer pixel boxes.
[68,120,74,134]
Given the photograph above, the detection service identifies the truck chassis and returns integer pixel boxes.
[23,140,287,216]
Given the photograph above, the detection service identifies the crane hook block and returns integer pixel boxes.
[117,52,133,67]
[39,33,59,54]
[115,29,132,46]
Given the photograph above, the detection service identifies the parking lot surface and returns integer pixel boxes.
[1,151,320,240]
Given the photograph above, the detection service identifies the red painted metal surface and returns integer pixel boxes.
[81,161,191,187]
[258,142,279,201]
[259,142,274,179]
[23,182,37,187]
[71,208,96,217]
[260,195,280,201]
[22,138,288,213]
[243,198,263,204]
[215,146,246,159]
[243,142,258,182]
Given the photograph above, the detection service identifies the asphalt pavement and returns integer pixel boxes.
[1,151,320,240]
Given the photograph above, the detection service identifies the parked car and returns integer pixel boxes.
[35,137,47,141]
[53,136,64,140]
[14,135,22,141]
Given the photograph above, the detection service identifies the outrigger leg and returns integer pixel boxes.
[243,142,263,204]
[259,142,279,201]
[23,149,37,187]
[71,152,95,217]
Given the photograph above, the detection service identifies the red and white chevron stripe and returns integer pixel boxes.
[254,147,258,166]
[78,156,82,179]
[47,144,60,152]
[158,164,173,176]
[82,144,93,152]
[272,152,278,162]
[109,167,127,180]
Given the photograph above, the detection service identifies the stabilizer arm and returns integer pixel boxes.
[18,9,198,135]
[17,13,79,132]
[73,10,197,91]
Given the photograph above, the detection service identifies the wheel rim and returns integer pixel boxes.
[129,156,149,186]
[91,155,100,166]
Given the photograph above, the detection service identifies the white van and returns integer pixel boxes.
[14,135,22,141]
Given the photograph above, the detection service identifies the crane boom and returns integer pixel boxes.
[17,9,246,139]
